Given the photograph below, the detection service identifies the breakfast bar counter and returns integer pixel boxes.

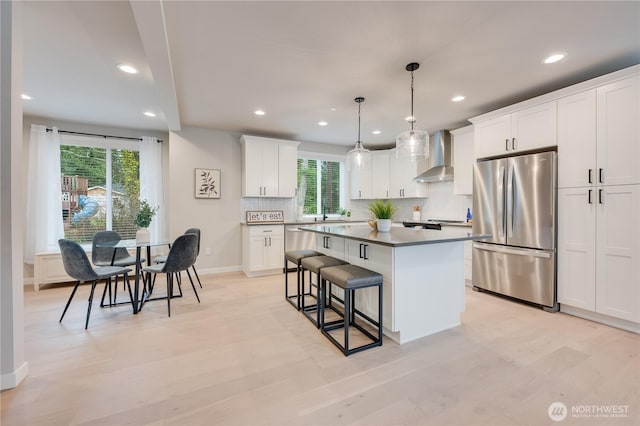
[300,224,490,344]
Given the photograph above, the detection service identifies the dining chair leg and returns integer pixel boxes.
[185,269,200,303]
[60,280,81,323]
[124,273,135,313]
[85,280,98,329]
[192,266,203,288]
[113,274,119,304]
[166,273,172,318]
[100,281,109,307]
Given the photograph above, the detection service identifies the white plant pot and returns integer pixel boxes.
[136,228,150,244]
[413,211,421,221]
[377,219,392,232]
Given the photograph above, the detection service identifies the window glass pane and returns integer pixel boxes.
[60,143,140,243]
[297,157,342,215]
[111,149,140,239]
[61,145,106,243]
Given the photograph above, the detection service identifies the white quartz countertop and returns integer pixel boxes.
[299,223,490,247]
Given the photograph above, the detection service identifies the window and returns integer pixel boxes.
[60,136,140,243]
[297,155,345,215]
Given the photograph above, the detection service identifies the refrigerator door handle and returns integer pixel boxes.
[473,242,552,259]
[506,164,514,239]
[498,165,506,240]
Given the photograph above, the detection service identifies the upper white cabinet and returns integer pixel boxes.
[596,76,640,186]
[451,125,474,195]
[558,76,639,188]
[388,149,428,198]
[240,135,299,197]
[349,164,372,199]
[474,101,557,159]
[371,150,390,199]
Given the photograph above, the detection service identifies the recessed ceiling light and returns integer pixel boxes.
[372,130,381,135]
[254,110,265,116]
[143,111,156,117]
[318,121,328,126]
[330,107,337,111]
[21,94,32,100]
[117,64,138,74]
[543,53,566,64]
[452,95,465,102]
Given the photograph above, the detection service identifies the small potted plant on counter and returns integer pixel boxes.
[368,199,398,232]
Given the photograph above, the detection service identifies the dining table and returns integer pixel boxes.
[95,239,170,313]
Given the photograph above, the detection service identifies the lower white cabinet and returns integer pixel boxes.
[558,185,639,324]
[242,225,284,277]
[315,234,345,258]
[464,240,473,282]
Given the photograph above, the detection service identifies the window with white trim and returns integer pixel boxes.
[60,135,140,243]
[297,154,346,215]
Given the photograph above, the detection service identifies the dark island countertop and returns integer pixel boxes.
[299,224,491,248]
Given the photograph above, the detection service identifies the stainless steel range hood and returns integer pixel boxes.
[414,130,454,182]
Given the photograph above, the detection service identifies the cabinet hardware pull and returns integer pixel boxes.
[588,189,592,204]
[505,139,510,151]
[326,237,330,249]
[599,189,603,204]
[386,190,389,198]
[588,169,592,184]
[359,243,363,259]
[599,168,603,184]
[269,237,272,246]
[359,190,361,198]
[363,244,369,260]
[264,237,267,247]
[512,138,516,150]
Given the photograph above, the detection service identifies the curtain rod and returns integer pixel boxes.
[45,127,163,143]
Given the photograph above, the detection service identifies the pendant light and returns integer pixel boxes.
[396,62,429,160]
[347,97,371,170]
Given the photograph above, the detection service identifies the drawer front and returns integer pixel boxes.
[247,224,284,236]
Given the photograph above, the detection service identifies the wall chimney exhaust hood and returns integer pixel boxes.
[414,130,454,182]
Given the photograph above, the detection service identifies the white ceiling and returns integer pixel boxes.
[21,1,640,148]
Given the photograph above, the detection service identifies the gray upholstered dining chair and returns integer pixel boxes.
[92,230,144,306]
[153,228,202,288]
[142,233,200,317]
[58,239,134,329]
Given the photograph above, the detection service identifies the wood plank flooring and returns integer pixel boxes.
[2,272,639,425]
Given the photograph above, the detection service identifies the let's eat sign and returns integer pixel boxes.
[246,210,284,224]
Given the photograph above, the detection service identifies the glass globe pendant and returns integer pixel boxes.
[347,97,371,170]
[396,62,429,160]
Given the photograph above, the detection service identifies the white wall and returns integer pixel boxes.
[168,127,243,274]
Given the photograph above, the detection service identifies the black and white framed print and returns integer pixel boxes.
[195,168,221,199]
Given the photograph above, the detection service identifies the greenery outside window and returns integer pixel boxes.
[297,154,345,216]
[60,136,140,243]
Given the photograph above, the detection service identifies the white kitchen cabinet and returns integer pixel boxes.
[315,234,345,259]
[464,240,473,282]
[451,125,474,195]
[558,185,639,323]
[558,89,597,188]
[371,150,390,199]
[240,135,299,197]
[596,76,640,186]
[344,239,393,330]
[388,148,428,198]
[474,101,557,159]
[242,225,285,277]
[349,163,372,199]
[558,76,639,189]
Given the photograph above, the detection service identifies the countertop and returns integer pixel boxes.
[299,223,490,247]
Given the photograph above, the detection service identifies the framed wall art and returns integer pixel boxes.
[195,168,221,199]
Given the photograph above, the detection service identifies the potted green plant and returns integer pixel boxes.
[368,199,398,232]
[134,199,158,243]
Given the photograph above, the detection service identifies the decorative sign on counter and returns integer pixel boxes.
[246,210,284,224]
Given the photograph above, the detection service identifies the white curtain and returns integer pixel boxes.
[24,125,64,263]
[139,136,167,242]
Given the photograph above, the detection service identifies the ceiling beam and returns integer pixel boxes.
[130,0,181,131]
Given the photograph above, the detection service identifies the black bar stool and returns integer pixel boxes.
[319,264,383,356]
[300,255,348,327]
[284,249,322,310]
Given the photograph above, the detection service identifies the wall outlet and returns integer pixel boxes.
[205,248,211,255]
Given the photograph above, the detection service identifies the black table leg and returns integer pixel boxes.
[133,246,142,314]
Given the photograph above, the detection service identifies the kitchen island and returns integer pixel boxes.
[300,224,490,344]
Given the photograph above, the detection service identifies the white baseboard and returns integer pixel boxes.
[561,305,640,334]
[197,265,243,276]
[1,361,29,390]
[23,277,34,286]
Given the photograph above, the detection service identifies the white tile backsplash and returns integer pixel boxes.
[348,181,472,222]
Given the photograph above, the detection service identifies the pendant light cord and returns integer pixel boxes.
[410,70,415,131]
[358,101,362,144]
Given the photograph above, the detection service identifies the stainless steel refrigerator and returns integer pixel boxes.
[472,151,558,310]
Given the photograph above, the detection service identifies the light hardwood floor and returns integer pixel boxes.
[2,272,639,426]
